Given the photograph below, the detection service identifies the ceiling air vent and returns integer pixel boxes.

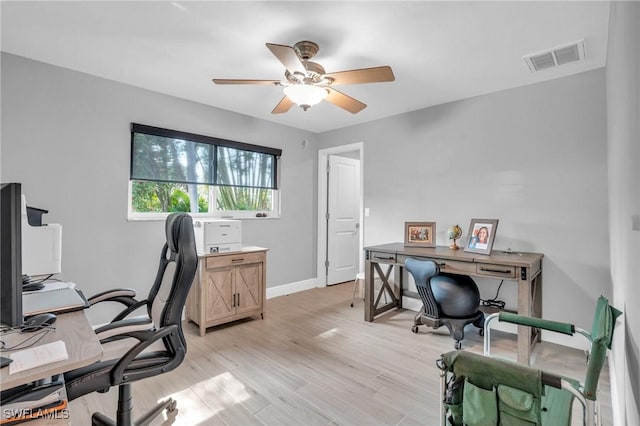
[523,39,585,72]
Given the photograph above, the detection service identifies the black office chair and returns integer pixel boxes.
[405,258,484,350]
[64,213,198,426]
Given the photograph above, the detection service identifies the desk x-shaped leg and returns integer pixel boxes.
[364,260,402,321]
[373,262,398,309]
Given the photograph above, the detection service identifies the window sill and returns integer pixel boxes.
[127,213,280,222]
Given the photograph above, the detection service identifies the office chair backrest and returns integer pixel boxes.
[64,213,199,423]
[583,295,622,400]
[149,213,198,354]
[405,258,440,285]
[405,258,440,314]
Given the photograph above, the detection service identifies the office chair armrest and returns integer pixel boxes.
[88,289,149,323]
[110,299,149,322]
[111,325,179,385]
[95,317,154,343]
[88,288,138,306]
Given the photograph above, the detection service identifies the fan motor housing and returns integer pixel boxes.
[303,61,325,79]
[293,40,320,60]
[285,61,328,84]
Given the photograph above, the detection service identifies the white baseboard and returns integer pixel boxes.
[266,278,319,299]
[401,296,586,350]
[401,296,423,312]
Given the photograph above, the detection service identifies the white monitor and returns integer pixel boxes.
[21,195,62,276]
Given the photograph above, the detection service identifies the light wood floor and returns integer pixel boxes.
[69,282,612,425]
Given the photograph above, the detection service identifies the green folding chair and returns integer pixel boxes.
[437,295,621,426]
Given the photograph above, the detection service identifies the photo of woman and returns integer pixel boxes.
[464,219,499,254]
[468,225,490,249]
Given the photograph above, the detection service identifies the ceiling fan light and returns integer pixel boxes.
[283,84,328,109]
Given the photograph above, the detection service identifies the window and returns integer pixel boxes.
[128,124,281,219]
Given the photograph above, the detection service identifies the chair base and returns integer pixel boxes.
[91,383,177,426]
[412,309,484,350]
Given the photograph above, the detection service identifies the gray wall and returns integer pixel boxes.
[318,69,610,345]
[606,2,640,424]
[1,53,318,325]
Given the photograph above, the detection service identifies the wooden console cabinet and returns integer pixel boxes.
[186,246,267,336]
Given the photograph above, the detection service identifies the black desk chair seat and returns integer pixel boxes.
[405,258,484,350]
[64,213,198,426]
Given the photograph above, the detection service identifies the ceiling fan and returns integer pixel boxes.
[212,40,395,114]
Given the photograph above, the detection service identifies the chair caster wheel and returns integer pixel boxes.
[167,399,177,413]
[455,341,462,350]
[350,303,354,307]
[411,325,419,334]
[479,328,484,337]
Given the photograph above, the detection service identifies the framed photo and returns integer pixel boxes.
[464,219,499,255]
[404,222,436,247]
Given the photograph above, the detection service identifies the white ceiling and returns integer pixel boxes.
[1,1,610,134]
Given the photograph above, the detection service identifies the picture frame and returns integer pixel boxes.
[464,219,499,255]
[404,222,436,247]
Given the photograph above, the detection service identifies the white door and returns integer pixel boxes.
[326,155,360,285]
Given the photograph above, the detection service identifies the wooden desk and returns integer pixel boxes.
[0,310,102,423]
[364,243,543,364]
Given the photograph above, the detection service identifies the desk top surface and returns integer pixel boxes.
[365,242,543,267]
[0,310,102,389]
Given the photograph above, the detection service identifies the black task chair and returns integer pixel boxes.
[64,213,198,426]
[405,258,484,349]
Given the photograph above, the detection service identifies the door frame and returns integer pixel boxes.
[316,142,364,287]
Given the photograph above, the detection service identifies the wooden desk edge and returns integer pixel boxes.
[365,243,543,267]
[1,311,102,389]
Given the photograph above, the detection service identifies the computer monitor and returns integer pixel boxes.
[1,183,23,327]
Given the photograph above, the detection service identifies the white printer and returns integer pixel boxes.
[21,196,62,276]
[193,219,241,254]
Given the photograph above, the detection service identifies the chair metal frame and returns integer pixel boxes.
[484,313,597,425]
[437,295,621,426]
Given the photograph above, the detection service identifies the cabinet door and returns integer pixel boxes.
[204,266,235,322]
[234,262,263,315]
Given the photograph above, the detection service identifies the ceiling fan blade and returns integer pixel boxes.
[324,66,395,85]
[212,79,280,85]
[271,96,295,114]
[325,88,367,114]
[266,43,307,75]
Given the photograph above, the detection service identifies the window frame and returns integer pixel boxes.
[127,123,282,221]
[127,182,281,221]
[211,186,281,219]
